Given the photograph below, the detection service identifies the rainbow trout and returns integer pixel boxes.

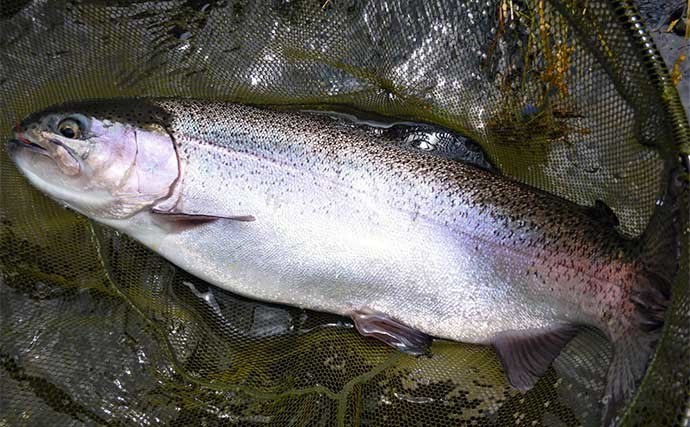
[7,99,680,425]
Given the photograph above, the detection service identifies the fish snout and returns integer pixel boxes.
[5,139,22,159]
[10,128,81,176]
[7,133,50,156]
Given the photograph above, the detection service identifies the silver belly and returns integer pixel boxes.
[113,198,574,344]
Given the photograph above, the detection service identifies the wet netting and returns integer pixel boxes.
[1,1,688,426]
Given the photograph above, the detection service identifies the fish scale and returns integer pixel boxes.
[159,100,633,326]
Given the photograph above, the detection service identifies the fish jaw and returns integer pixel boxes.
[7,138,117,215]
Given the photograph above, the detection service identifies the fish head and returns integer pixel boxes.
[7,100,179,219]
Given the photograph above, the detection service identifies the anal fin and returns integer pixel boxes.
[492,326,579,391]
[351,310,432,356]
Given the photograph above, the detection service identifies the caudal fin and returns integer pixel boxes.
[602,168,685,426]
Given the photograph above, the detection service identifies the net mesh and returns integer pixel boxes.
[0,1,688,426]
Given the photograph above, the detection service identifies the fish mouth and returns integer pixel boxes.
[10,126,51,155]
[6,138,48,155]
[11,129,79,161]
[8,130,82,176]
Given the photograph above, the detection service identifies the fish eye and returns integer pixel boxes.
[57,118,82,139]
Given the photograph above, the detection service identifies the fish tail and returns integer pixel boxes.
[602,168,685,426]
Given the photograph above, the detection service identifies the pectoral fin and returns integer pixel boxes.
[351,310,432,356]
[492,326,579,391]
[151,208,256,222]
[150,185,256,224]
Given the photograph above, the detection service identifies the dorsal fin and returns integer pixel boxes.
[492,326,579,391]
